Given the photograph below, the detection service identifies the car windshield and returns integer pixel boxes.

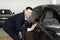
[0,9,12,14]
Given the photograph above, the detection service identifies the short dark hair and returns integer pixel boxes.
[26,7,33,11]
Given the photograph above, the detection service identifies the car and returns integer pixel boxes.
[0,9,14,27]
[31,5,60,40]
[23,5,60,40]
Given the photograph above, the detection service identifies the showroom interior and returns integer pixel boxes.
[0,0,60,40]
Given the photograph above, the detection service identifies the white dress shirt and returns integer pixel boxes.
[25,16,32,31]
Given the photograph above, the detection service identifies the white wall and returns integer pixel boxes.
[50,0,56,4]
[51,0,60,4]
[56,0,60,4]
[0,0,50,14]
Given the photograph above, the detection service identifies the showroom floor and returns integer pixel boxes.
[0,28,12,40]
[0,28,34,40]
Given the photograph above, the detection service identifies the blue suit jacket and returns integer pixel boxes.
[3,12,27,32]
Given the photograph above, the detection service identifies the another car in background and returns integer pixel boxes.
[0,9,14,27]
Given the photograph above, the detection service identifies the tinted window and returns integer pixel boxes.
[0,9,12,14]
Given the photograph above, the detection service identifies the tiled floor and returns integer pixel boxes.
[0,28,8,37]
[0,28,13,40]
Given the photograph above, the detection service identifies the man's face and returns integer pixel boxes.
[25,9,32,18]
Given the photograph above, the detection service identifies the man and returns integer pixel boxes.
[3,7,37,40]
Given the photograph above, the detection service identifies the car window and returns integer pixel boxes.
[0,9,12,14]
[43,9,59,24]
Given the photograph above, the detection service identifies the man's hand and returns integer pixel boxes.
[31,23,37,31]
[19,32,22,39]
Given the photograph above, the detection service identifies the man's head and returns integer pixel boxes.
[24,7,33,18]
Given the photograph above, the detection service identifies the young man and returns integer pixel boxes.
[3,7,37,40]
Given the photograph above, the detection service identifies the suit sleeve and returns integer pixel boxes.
[15,15,27,32]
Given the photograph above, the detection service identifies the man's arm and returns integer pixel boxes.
[15,14,27,32]
[18,23,37,39]
[27,23,37,31]
[15,14,37,39]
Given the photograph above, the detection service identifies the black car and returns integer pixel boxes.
[0,9,13,27]
[28,5,60,40]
